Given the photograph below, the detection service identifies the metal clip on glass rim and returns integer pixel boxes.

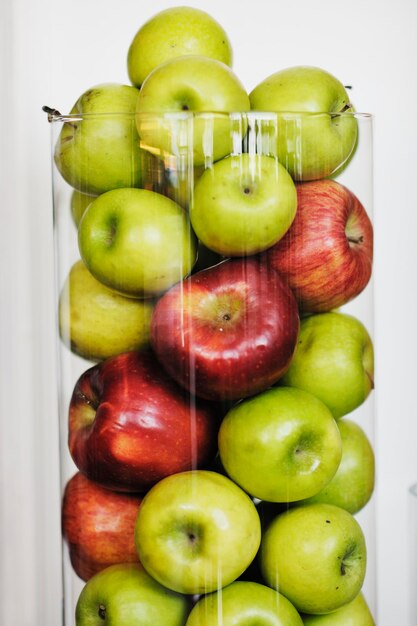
[43,105,84,123]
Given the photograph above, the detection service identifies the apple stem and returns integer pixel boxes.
[98,604,106,619]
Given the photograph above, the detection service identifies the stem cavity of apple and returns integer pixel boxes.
[340,544,357,576]
[105,217,118,248]
[182,523,203,553]
[347,234,364,245]
[75,388,99,412]
[345,213,365,247]
[98,604,106,619]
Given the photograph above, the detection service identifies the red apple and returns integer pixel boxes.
[68,351,219,492]
[62,472,141,581]
[266,179,373,312]
[151,258,299,401]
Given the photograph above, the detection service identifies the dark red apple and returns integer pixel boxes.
[266,179,373,312]
[150,258,299,402]
[68,350,219,492]
[62,472,141,581]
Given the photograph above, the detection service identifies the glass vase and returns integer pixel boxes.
[46,108,376,625]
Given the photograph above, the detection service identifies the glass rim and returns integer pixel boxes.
[43,107,372,123]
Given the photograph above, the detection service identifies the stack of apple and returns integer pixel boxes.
[52,6,376,625]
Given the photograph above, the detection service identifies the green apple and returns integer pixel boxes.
[190,154,297,256]
[75,563,190,626]
[249,66,358,181]
[71,190,96,227]
[260,503,367,614]
[280,312,374,418]
[299,419,375,514]
[135,55,250,166]
[59,260,154,361]
[78,188,197,297]
[186,581,303,626]
[135,470,261,595]
[55,83,144,195]
[218,387,342,502]
[127,6,233,88]
[301,592,375,625]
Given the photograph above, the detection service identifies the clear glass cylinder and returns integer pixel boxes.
[47,110,376,625]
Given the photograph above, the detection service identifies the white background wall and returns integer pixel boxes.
[1,0,417,624]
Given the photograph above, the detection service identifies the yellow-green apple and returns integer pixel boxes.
[135,55,250,166]
[135,470,261,594]
[62,472,141,581]
[260,503,367,614]
[299,419,375,514]
[78,188,197,298]
[190,154,297,256]
[75,563,190,626]
[218,387,342,502]
[249,66,357,181]
[301,592,375,625]
[266,180,373,312]
[68,351,219,492]
[280,312,374,418]
[54,83,144,195]
[186,581,303,626]
[127,6,233,88]
[70,190,95,227]
[151,258,299,402]
[59,260,155,361]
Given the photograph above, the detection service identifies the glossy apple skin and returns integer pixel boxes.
[186,581,303,626]
[281,312,374,419]
[68,351,219,492]
[78,188,197,298]
[127,6,233,88]
[135,55,250,166]
[301,592,375,625]
[135,470,261,595]
[59,260,155,362]
[62,472,141,581]
[75,563,190,626]
[260,503,367,614]
[219,387,342,502]
[151,258,299,402]
[249,66,357,181]
[299,419,375,514]
[190,154,297,256]
[54,83,144,195]
[266,179,373,313]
